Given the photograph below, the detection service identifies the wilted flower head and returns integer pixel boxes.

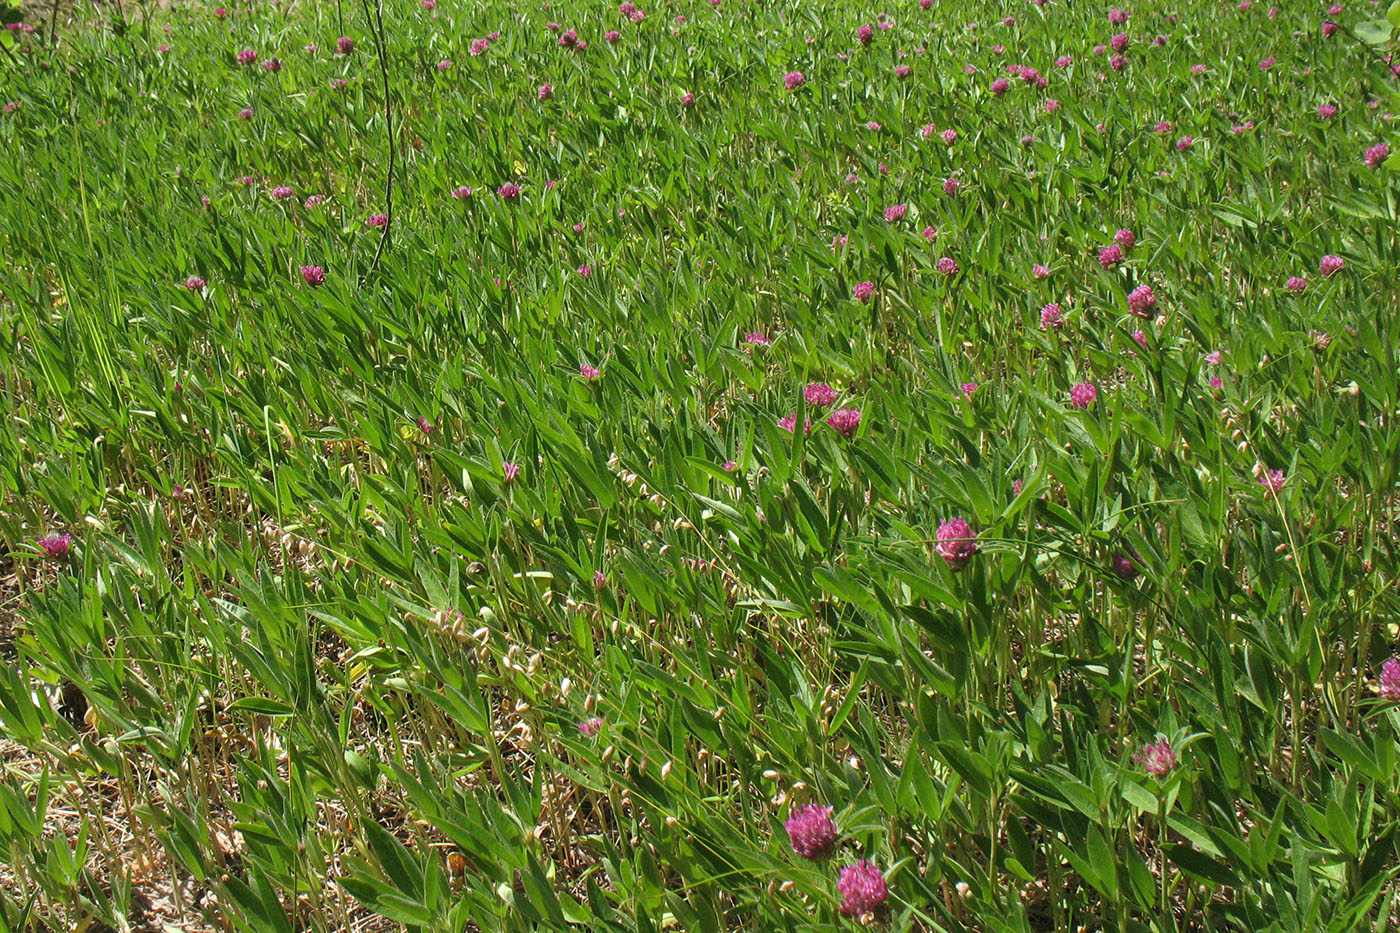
[1127,284,1157,317]
[1134,737,1176,775]
[837,861,889,917]
[36,532,72,560]
[301,265,325,286]
[785,804,838,858]
[826,408,861,437]
[1380,659,1400,700]
[804,382,838,407]
[1070,382,1098,408]
[1320,254,1344,276]
[936,517,978,571]
[853,281,877,302]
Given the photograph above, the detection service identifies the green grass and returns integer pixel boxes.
[0,0,1399,929]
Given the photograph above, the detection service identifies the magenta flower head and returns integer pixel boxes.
[743,331,772,348]
[1033,263,1050,279]
[261,58,282,72]
[271,186,294,200]
[36,532,72,560]
[236,47,258,65]
[1056,54,1073,67]
[1109,8,1129,23]
[451,186,473,200]
[498,182,522,201]
[943,176,961,196]
[1318,103,1337,119]
[936,517,978,571]
[784,71,806,91]
[366,213,389,228]
[415,415,434,435]
[1099,244,1124,269]
[991,76,1010,95]
[304,194,328,207]
[1285,276,1307,293]
[856,23,874,46]
[237,107,254,120]
[1257,467,1286,496]
[1320,254,1344,276]
[1134,737,1176,775]
[1365,143,1390,169]
[1257,55,1274,70]
[1040,302,1064,330]
[300,265,325,287]
[778,413,813,434]
[501,460,521,484]
[1070,382,1098,408]
[538,83,553,100]
[184,275,207,290]
[937,256,959,276]
[941,128,959,146]
[1380,659,1400,700]
[804,382,839,407]
[1323,20,1338,36]
[785,804,838,858]
[852,281,877,302]
[681,91,695,108]
[1127,284,1157,317]
[1110,32,1129,51]
[337,36,354,54]
[922,226,938,244]
[960,382,978,399]
[1176,135,1194,151]
[1114,228,1136,250]
[580,363,601,380]
[1110,546,1141,580]
[884,203,907,223]
[578,716,604,737]
[1154,121,1172,134]
[826,407,861,437]
[837,861,889,918]
[894,64,911,79]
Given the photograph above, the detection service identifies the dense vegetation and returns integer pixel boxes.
[1,0,1399,928]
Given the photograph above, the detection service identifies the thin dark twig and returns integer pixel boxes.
[48,0,61,49]
[359,0,393,282]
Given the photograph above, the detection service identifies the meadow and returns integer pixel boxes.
[1,0,1399,928]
